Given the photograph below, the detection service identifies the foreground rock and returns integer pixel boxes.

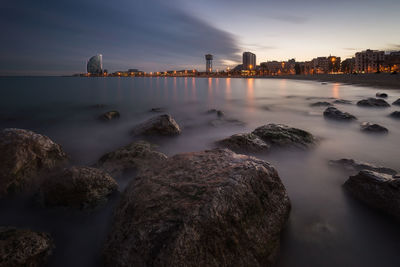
[0,129,68,197]
[360,122,388,134]
[389,111,400,119]
[100,110,120,121]
[393,98,400,106]
[323,107,357,121]
[216,133,270,153]
[132,114,181,136]
[357,98,390,107]
[329,158,397,175]
[310,101,332,107]
[104,149,291,266]
[333,99,352,105]
[252,124,316,149]
[39,166,118,209]
[96,141,167,177]
[375,92,388,98]
[344,170,400,220]
[0,227,54,266]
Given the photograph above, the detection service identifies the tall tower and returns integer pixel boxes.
[243,52,256,70]
[205,54,213,73]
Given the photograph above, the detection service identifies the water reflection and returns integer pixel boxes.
[246,78,254,111]
[332,83,340,99]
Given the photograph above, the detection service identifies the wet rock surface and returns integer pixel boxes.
[96,140,168,177]
[216,133,270,153]
[375,92,388,98]
[100,110,120,121]
[333,99,352,105]
[310,101,332,107]
[389,111,400,119]
[252,124,316,149]
[360,122,388,134]
[103,148,290,267]
[357,98,390,107]
[0,227,54,267]
[329,158,397,176]
[393,98,400,106]
[39,166,118,209]
[344,170,400,221]
[131,114,181,136]
[0,128,68,197]
[323,107,357,121]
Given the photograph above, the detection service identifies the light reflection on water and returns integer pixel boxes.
[0,77,400,267]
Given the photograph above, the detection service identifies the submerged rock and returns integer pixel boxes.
[393,98,400,106]
[310,101,332,107]
[207,109,224,117]
[0,129,68,197]
[360,122,388,134]
[0,227,54,267]
[209,118,245,127]
[100,110,120,121]
[389,111,400,119]
[323,107,357,121]
[96,141,167,177]
[103,148,290,267]
[150,107,166,113]
[216,133,270,153]
[40,166,118,209]
[375,92,388,98]
[357,98,390,107]
[344,170,400,221]
[333,99,352,105]
[131,114,181,136]
[328,158,397,176]
[252,123,316,149]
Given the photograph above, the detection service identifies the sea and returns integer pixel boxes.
[0,76,399,267]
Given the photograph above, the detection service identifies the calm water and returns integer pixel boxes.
[0,77,399,266]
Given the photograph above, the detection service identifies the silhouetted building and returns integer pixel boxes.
[341,58,355,73]
[243,52,256,70]
[205,54,213,73]
[355,49,384,73]
[87,54,103,74]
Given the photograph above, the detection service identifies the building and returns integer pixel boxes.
[205,54,213,73]
[383,51,400,72]
[87,54,103,74]
[243,52,256,70]
[355,49,384,73]
[260,59,296,75]
[341,58,355,73]
[328,56,341,73]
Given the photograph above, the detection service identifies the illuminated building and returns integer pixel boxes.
[87,54,103,74]
[355,49,384,73]
[243,52,256,70]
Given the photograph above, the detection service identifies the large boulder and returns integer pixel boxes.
[252,124,316,149]
[344,170,400,220]
[389,111,400,119]
[96,141,168,177]
[393,98,400,106]
[0,227,54,267]
[131,114,181,136]
[375,92,388,98]
[360,122,388,134]
[357,98,390,107]
[103,149,291,267]
[323,107,357,121]
[39,166,118,209]
[328,158,397,176]
[0,129,68,197]
[216,133,270,153]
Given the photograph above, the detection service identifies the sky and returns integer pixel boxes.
[1,0,400,75]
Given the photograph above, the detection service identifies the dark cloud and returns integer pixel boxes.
[0,0,240,75]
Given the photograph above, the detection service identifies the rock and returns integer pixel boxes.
[150,107,166,113]
[216,133,270,153]
[0,227,54,266]
[360,122,388,134]
[389,111,400,119]
[100,110,120,121]
[333,99,352,105]
[323,107,357,121]
[131,114,181,136]
[375,92,388,98]
[328,158,397,176]
[357,98,390,107]
[310,101,332,107]
[393,99,400,106]
[252,124,316,149]
[207,109,224,117]
[39,166,118,209]
[96,141,168,177]
[0,129,68,197]
[344,170,400,220]
[103,149,290,267]
[209,118,245,127]
[321,82,327,85]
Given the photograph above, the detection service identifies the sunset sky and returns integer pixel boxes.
[1,0,399,75]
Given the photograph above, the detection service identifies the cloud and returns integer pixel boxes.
[0,0,240,75]
[269,14,308,24]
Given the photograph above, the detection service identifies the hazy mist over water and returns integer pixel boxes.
[0,77,399,266]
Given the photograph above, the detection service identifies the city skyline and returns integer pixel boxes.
[1,0,400,75]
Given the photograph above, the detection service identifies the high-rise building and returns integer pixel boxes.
[355,49,384,73]
[205,54,213,73]
[87,54,103,74]
[243,52,256,70]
